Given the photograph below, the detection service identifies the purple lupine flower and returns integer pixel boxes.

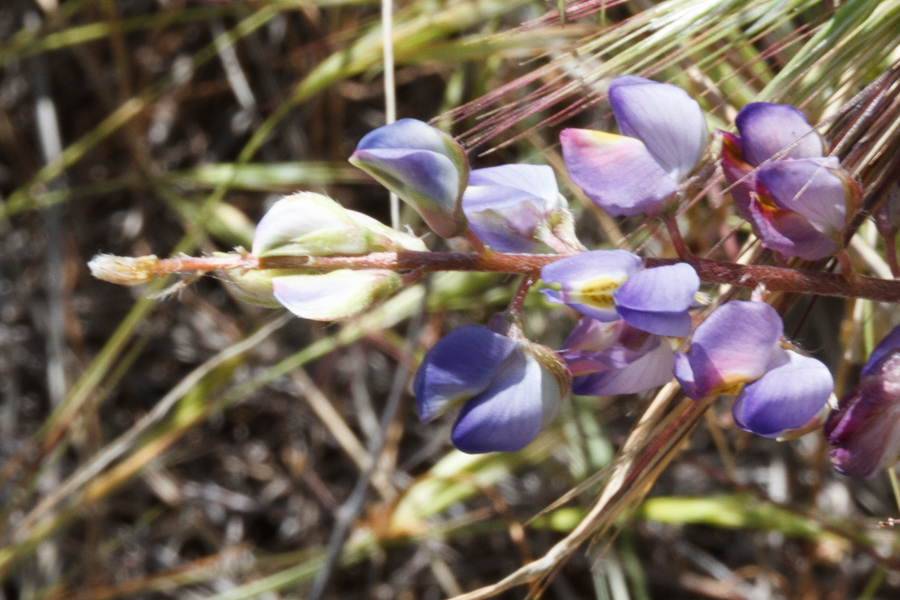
[540,250,699,337]
[349,118,469,239]
[720,103,825,221]
[561,75,708,217]
[826,326,900,478]
[720,103,861,260]
[462,164,569,253]
[674,301,833,438]
[560,317,674,396]
[414,325,569,454]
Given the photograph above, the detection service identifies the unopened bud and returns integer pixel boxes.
[252,192,426,258]
[350,119,469,239]
[88,254,159,286]
[272,269,402,321]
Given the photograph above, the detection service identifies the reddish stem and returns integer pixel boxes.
[115,251,900,304]
[508,273,538,317]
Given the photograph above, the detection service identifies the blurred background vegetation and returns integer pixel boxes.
[2,0,900,598]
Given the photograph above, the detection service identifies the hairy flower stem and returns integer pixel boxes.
[92,251,900,304]
[507,273,538,318]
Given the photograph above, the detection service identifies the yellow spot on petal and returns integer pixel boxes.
[583,130,631,147]
[570,276,625,309]
[710,377,751,396]
[578,276,625,294]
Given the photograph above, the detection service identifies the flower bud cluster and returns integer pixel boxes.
[229,192,424,321]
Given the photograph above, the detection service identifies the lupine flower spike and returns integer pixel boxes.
[462,164,575,253]
[826,326,900,478]
[674,301,833,438]
[414,322,570,454]
[561,75,708,217]
[540,249,700,337]
[560,317,674,396]
[349,118,470,239]
[721,103,861,260]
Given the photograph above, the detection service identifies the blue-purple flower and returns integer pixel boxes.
[540,250,700,337]
[462,164,570,253]
[561,75,708,217]
[414,325,569,454]
[826,326,900,478]
[560,317,674,396]
[673,301,833,438]
[720,103,860,260]
[349,118,469,239]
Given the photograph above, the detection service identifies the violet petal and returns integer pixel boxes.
[413,325,519,423]
[615,264,699,336]
[732,348,833,438]
[861,325,900,378]
[573,339,674,396]
[451,352,557,453]
[673,301,782,399]
[748,196,838,260]
[609,75,709,182]
[756,158,846,237]
[561,128,679,217]
[735,102,824,166]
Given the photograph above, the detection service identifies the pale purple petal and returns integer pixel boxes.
[356,118,455,155]
[735,103,824,166]
[748,197,838,260]
[756,158,846,237]
[451,352,553,453]
[673,353,699,399]
[272,270,399,321]
[413,325,519,423]
[561,128,678,217]
[541,250,642,287]
[573,339,674,396]
[560,318,658,375]
[609,75,709,181]
[861,325,900,378]
[615,263,699,336]
[541,250,643,322]
[468,164,560,208]
[616,307,692,338]
[463,185,544,252]
[733,348,833,438]
[673,301,783,399]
